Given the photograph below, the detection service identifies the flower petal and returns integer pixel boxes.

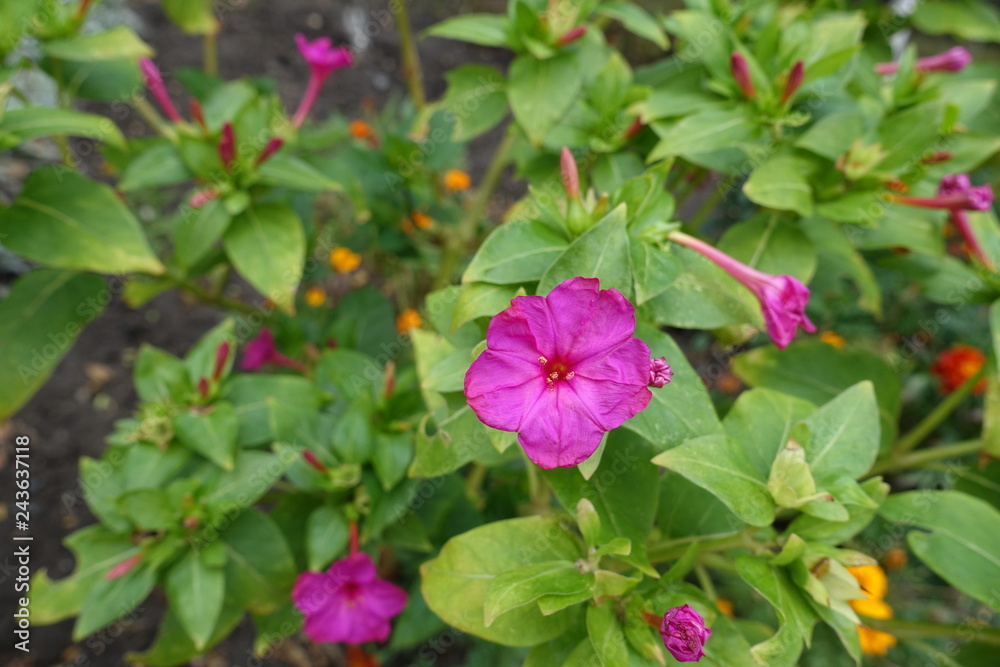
[517,385,607,468]
[329,552,376,584]
[574,336,651,386]
[485,306,541,360]
[466,351,546,431]
[566,376,652,432]
[363,579,409,619]
[292,571,332,615]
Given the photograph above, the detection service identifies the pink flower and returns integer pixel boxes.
[240,329,308,372]
[292,552,407,644]
[292,34,354,128]
[891,174,993,211]
[660,604,712,662]
[780,61,805,105]
[649,358,673,388]
[139,59,182,123]
[464,277,654,469]
[730,52,756,99]
[875,47,972,75]
[669,232,816,349]
[938,174,996,270]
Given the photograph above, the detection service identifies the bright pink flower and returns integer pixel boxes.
[464,277,654,469]
[292,35,354,128]
[660,604,712,662]
[219,122,236,170]
[875,47,972,75]
[139,59,183,122]
[780,60,805,105]
[649,358,673,388]
[292,552,407,644]
[240,329,308,372]
[892,173,993,211]
[730,52,756,99]
[938,174,996,270]
[669,232,816,349]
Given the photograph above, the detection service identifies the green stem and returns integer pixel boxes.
[432,125,516,289]
[176,279,258,315]
[132,97,177,141]
[700,552,739,574]
[694,563,717,600]
[204,33,219,77]
[689,179,728,229]
[870,617,1000,647]
[649,531,753,564]
[866,439,981,477]
[465,463,488,510]
[894,366,986,455]
[395,0,426,110]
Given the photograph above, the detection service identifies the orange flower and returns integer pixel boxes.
[847,565,888,601]
[396,308,421,334]
[443,169,471,191]
[715,598,734,617]
[819,331,846,349]
[400,218,414,235]
[848,563,897,657]
[849,596,893,620]
[349,119,375,140]
[411,211,434,230]
[858,626,897,657]
[304,286,326,307]
[715,372,741,395]
[330,247,362,274]
[930,344,986,395]
[881,547,907,572]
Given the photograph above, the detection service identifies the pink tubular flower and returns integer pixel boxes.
[875,46,972,75]
[139,59,183,122]
[780,60,805,105]
[669,232,816,349]
[938,174,996,270]
[219,122,236,170]
[292,552,407,644]
[292,34,354,128]
[730,52,756,99]
[649,358,673,388]
[464,277,654,469]
[891,173,993,212]
[660,604,712,662]
[240,329,308,372]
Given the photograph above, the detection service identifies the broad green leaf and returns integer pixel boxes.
[126,605,242,667]
[0,169,164,275]
[718,215,817,283]
[0,270,106,420]
[223,202,305,313]
[634,68,724,122]
[796,111,865,161]
[0,108,125,150]
[876,101,945,173]
[118,488,177,531]
[538,205,633,299]
[658,472,743,540]
[306,505,350,571]
[879,491,1000,610]
[199,450,292,509]
[736,556,818,667]
[954,459,1000,511]
[44,26,154,61]
[373,433,413,490]
[119,142,191,191]
[410,406,498,477]
[484,561,590,626]
[586,602,629,667]
[315,348,381,404]
[652,434,775,527]
[463,220,568,285]
[912,0,1000,42]
[134,344,190,403]
[165,549,225,649]
[629,239,680,305]
[163,0,220,34]
[74,563,156,640]
[648,108,758,162]
[257,154,343,192]
[224,374,324,446]
[723,388,816,479]
[221,509,297,615]
[743,155,814,217]
[172,402,238,469]
[801,218,881,317]
[420,516,582,646]
[508,53,583,146]
[425,14,511,47]
[787,477,889,545]
[183,318,236,383]
[42,58,143,102]
[441,64,508,141]
[597,1,668,48]
[173,199,231,269]
[452,283,519,332]
[791,382,879,485]
[330,401,374,464]
[0,0,41,53]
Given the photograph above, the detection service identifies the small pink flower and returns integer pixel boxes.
[139,59,183,123]
[730,52,756,99]
[219,122,236,170]
[240,329,308,372]
[292,552,407,644]
[292,35,354,128]
[464,277,654,469]
[780,61,805,105]
[876,47,972,75]
[649,358,673,388]
[669,232,816,349]
[660,604,712,662]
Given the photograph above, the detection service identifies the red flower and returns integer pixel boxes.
[930,345,987,394]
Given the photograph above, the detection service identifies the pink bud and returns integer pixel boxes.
[219,122,236,170]
[876,46,973,75]
[139,59,183,123]
[624,117,644,140]
[780,61,804,105]
[560,147,580,200]
[197,377,209,399]
[189,99,207,131]
[183,515,200,530]
[730,52,756,99]
[660,604,712,662]
[649,358,673,388]
[189,188,219,208]
[213,341,231,381]
[303,450,329,474]
[255,138,284,166]
[105,553,143,580]
[557,26,587,47]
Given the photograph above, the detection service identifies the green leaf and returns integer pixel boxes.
[225,370,321,439]
[629,239,680,305]
[441,64,508,141]
[452,283,519,332]
[509,53,584,146]
[44,26,154,61]
[330,401,374,464]
[648,108,758,162]
[0,0,41,53]
[723,388,816,479]
[221,509,297,615]
[788,477,889,545]
[879,491,1000,610]
[796,111,865,161]
[791,382,880,485]
[173,199,231,270]
[314,348,381,404]
[420,516,583,646]
[0,270,106,420]
[118,489,177,531]
[801,218,881,317]
[586,602,629,667]
[163,0,220,34]
[463,220,568,285]
[257,154,343,192]
[539,204,633,299]
[172,402,238,469]
[199,450,292,509]
[736,556,818,667]
[134,344,190,403]
[74,563,156,640]
[876,101,945,173]
[306,505,350,571]
[128,604,242,666]
[410,406,498,477]
[373,433,414,490]
[912,0,1000,42]
[743,155,814,217]
[184,318,236,383]
[425,14,510,47]
[119,142,191,191]
[597,1,668,48]
[652,434,775,527]
[0,169,164,275]
[0,108,125,150]
[484,561,590,626]
[223,202,305,313]
[718,214,817,283]
[165,549,225,650]
[658,472,743,540]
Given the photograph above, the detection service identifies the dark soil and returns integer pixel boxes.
[0,1,512,665]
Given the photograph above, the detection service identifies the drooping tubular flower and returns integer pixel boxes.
[939,174,995,270]
[875,46,972,75]
[890,174,993,212]
[139,59,183,123]
[668,232,816,349]
[292,552,407,644]
[240,329,308,372]
[464,277,661,469]
[659,605,712,662]
[292,34,354,128]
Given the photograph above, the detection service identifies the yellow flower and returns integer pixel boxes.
[715,598,734,617]
[820,331,846,349]
[330,247,362,274]
[412,211,434,230]
[443,169,471,191]
[858,625,897,657]
[304,286,326,307]
[849,597,893,620]
[397,308,421,334]
[847,564,888,601]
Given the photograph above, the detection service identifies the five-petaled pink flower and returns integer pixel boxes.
[292,552,407,644]
[292,34,354,128]
[464,277,657,469]
[660,604,712,662]
[669,232,816,349]
[875,47,972,75]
